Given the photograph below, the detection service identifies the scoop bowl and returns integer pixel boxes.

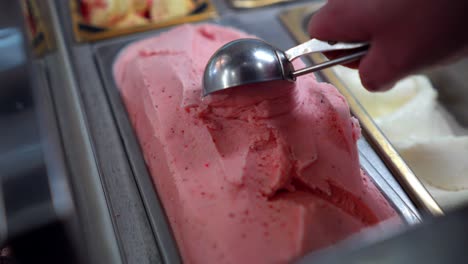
[202,39,295,97]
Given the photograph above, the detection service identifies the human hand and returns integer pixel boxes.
[308,0,468,91]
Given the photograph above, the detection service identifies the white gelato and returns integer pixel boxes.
[334,66,468,210]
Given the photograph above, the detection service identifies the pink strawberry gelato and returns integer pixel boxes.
[114,24,398,263]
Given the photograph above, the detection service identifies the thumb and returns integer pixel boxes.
[358,42,408,92]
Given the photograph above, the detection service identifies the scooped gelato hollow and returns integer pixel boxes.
[114,24,398,264]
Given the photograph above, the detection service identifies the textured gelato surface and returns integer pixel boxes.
[334,66,468,210]
[114,24,397,263]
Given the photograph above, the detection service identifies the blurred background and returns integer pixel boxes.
[1,0,468,263]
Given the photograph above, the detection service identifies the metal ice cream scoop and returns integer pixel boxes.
[202,38,368,96]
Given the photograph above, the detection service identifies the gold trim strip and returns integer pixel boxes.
[279,4,443,216]
[229,0,296,8]
[20,0,53,56]
[70,0,218,42]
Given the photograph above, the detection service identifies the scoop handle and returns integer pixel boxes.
[285,39,369,61]
[291,50,367,78]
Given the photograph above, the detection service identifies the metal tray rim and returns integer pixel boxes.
[93,42,182,263]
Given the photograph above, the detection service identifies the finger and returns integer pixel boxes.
[308,0,371,42]
[358,42,407,92]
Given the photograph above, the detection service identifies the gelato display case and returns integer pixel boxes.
[57,0,426,262]
[4,0,468,263]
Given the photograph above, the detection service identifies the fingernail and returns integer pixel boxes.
[375,82,395,92]
[361,78,395,92]
[360,78,376,92]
